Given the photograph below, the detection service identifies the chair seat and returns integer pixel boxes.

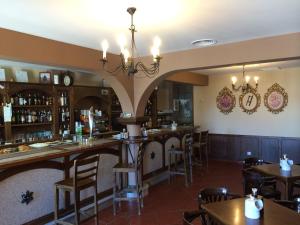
[55,178,95,191]
[113,162,136,173]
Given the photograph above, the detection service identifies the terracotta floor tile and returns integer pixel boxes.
[92,160,243,225]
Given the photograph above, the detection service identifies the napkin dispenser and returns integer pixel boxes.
[280,154,293,171]
[245,196,264,219]
[171,121,177,130]
[245,188,263,219]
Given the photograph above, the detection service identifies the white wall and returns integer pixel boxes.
[193,67,300,138]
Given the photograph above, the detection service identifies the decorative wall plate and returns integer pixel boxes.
[239,88,261,114]
[264,83,288,114]
[216,87,236,114]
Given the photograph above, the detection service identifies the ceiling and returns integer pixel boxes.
[0,0,299,56]
[195,59,300,75]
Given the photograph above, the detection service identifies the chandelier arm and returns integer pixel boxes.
[134,61,159,77]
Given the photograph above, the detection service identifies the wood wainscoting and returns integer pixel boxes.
[209,133,300,163]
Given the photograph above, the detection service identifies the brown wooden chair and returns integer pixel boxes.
[274,197,300,213]
[168,133,193,187]
[54,154,100,225]
[192,130,209,168]
[242,169,281,199]
[198,187,241,209]
[112,139,145,215]
[183,209,220,225]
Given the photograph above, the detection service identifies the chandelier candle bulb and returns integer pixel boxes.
[231,76,237,85]
[245,76,250,84]
[101,40,109,60]
[254,76,259,84]
[123,49,130,64]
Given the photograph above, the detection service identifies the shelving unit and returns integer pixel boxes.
[0,81,123,145]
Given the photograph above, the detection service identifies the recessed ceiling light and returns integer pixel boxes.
[191,39,217,47]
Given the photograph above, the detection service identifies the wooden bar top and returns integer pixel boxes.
[0,126,193,170]
[202,198,300,225]
[0,138,121,170]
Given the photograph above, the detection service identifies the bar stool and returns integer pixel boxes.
[192,130,209,168]
[112,139,145,215]
[54,154,100,225]
[168,133,193,187]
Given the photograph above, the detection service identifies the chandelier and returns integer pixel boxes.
[231,65,259,93]
[100,7,162,77]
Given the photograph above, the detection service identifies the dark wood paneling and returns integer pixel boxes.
[260,137,280,163]
[226,135,241,161]
[209,134,300,163]
[209,134,227,159]
[240,136,259,159]
[281,138,300,164]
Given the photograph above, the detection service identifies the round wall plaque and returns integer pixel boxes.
[264,83,288,114]
[239,88,261,114]
[216,87,236,114]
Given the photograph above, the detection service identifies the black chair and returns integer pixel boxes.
[291,163,300,196]
[274,198,300,213]
[242,169,281,199]
[198,187,241,209]
[182,210,220,225]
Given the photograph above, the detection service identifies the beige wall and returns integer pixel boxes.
[193,67,300,137]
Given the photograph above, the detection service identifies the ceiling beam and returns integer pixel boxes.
[165,72,208,86]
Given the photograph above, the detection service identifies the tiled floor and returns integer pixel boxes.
[83,160,243,225]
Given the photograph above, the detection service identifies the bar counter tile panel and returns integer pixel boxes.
[143,141,163,176]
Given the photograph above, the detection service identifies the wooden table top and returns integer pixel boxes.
[252,164,300,181]
[202,198,300,225]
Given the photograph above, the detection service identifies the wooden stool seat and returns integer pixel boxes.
[192,130,209,168]
[112,163,136,173]
[54,154,100,225]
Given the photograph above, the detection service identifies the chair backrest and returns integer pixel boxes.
[183,133,193,151]
[198,187,241,208]
[182,210,220,225]
[242,169,266,195]
[243,157,259,169]
[200,130,209,144]
[74,154,100,190]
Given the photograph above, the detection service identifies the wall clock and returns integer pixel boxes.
[239,88,261,114]
[216,87,236,114]
[61,71,73,86]
[264,83,288,114]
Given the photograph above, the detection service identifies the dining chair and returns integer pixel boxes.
[54,153,100,225]
[274,197,300,213]
[242,169,281,199]
[291,163,300,197]
[198,187,241,209]
[182,209,220,225]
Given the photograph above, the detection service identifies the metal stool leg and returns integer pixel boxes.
[113,172,117,215]
[54,186,59,223]
[74,191,80,225]
[205,144,208,169]
[94,185,99,225]
[183,152,188,187]
[189,151,193,184]
[168,151,172,183]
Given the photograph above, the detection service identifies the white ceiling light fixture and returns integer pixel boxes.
[191,39,217,47]
[101,7,162,77]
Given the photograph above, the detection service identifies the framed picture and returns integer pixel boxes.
[264,83,288,114]
[39,72,51,84]
[216,87,236,114]
[0,68,6,81]
[239,87,261,115]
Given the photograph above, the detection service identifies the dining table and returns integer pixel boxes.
[252,164,300,200]
[202,197,300,225]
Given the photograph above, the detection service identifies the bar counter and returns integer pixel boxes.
[0,126,193,225]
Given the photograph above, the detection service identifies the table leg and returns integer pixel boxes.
[285,181,293,200]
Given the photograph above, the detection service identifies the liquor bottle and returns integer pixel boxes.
[61,108,65,122]
[42,95,45,105]
[20,110,25,124]
[33,93,38,105]
[27,110,32,123]
[60,93,64,106]
[64,92,68,106]
[28,93,32,105]
[19,93,24,106]
[11,111,16,123]
[47,110,52,122]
